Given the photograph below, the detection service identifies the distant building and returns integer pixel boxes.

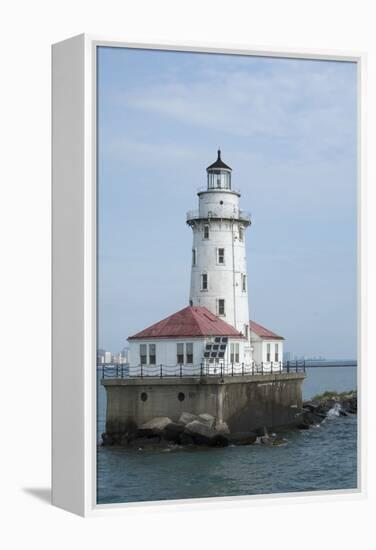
[97,348,106,365]
[104,351,112,364]
[113,351,127,364]
[120,347,129,364]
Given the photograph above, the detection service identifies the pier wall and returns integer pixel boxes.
[102,373,305,434]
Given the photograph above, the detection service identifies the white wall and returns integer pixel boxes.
[128,335,248,372]
[250,336,284,370]
[189,189,250,336]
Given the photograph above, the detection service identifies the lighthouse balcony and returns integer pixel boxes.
[186,209,251,225]
[196,186,241,196]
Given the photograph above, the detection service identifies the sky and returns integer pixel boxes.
[97,47,357,359]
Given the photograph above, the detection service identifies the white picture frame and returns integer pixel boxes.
[52,34,366,517]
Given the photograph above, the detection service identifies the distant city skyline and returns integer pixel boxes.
[97,47,357,360]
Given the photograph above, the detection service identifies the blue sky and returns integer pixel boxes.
[97,47,357,359]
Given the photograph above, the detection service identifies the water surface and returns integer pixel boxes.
[97,366,357,504]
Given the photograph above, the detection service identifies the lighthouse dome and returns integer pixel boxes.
[206,149,232,190]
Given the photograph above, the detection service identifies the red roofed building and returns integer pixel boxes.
[127,306,285,374]
[249,321,284,340]
[127,306,247,375]
[249,320,284,367]
[129,306,245,340]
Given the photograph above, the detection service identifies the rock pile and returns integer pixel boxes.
[298,391,357,430]
[102,412,257,449]
[101,391,357,448]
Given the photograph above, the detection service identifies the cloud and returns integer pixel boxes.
[103,136,199,164]
[118,59,356,160]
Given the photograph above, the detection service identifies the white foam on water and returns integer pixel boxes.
[327,402,342,418]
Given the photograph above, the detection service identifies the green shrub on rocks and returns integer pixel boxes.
[311,390,357,402]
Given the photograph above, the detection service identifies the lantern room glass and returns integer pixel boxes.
[207,170,231,190]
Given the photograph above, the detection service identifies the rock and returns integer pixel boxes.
[256,433,288,446]
[303,411,326,425]
[119,433,132,446]
[215,421,230,435]
[302,401,320,411]
[128,436,164,449]
[209,434,229,447]
[138,417,172,437]
[258,435,273,445]
[299,392,357,430]
[272,436,288,446]
[184,420,217,445]
[297,423,310,430]
[109,432,124,445]
[162,422,185,442]
[179,412,199,425]
[227,432,257,446]
[101,432,114,446]
[179,432,195,445]
[342,397,357,414]
[140,417,172,431]
[198,413,216,428]
[185,420,216,438]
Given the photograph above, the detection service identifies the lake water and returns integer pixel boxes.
[97,366,357,504]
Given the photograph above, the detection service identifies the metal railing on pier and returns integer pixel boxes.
[99,360,307,380]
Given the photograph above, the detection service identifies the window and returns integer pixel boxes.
[207,171,231,189]
[203,224,210,239]
[192,249,196,266]
[186,343,193,364]
[140,344,147,365]
[201,273,208,291]
[275,343,279,362]
[266,343,271,362]
[230,343,240,363]
[218,299,225,316]
[149,344,156,365]
[217,248,225,264]
[239,226,244,242]
[177,343,184,364]
[242,274,247,292]
[244,324,249,338]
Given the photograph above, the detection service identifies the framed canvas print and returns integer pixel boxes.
[52,34,365,516]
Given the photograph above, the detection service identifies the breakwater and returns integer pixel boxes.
[102,372,305,442]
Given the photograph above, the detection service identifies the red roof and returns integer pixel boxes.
[249,320,284,340]
[128,306,246,340]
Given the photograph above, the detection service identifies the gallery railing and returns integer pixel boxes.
[99,360,307,380]
[186,209,251,224]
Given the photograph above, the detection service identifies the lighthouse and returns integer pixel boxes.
[187,150,251,341]
[126,150,284,373]
[101,150,304,444]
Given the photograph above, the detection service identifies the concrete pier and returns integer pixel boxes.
[102,372,306,435]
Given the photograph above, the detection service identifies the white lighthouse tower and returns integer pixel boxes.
[187,150,252,341]
[127,149,284,373]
